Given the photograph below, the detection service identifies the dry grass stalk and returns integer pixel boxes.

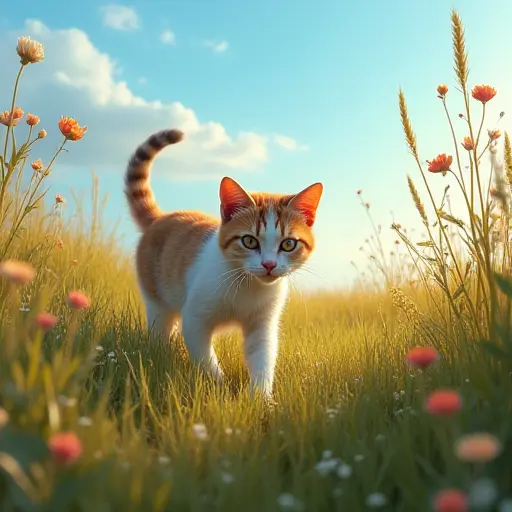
[451,10,468,91]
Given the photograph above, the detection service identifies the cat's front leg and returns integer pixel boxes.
[243,321,280,399]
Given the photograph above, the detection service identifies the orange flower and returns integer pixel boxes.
[26,113,40,126]
[406,347,438,369]
[0,260,35,285]
[455,433,502,463]
[31,159,44,172]
[472,85,497,104]
[58,117,87,141]
[427,154,452,175]
[426,390,462,416]
[55,194,64,204]
[35,312,58,332]
[67,291,90,310]
[71,259,78,265]
[488,129,501,141]
[56,240,64,249]
[433,489,468,512]
[461,137,474,151]
[38,129,47,139]
[48,431,82,464]
[0,107,24,127]
[16,36,45,65]
[437,84,449,96]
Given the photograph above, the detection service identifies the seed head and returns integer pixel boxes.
[31,159,44,172]
[38,129,47,139]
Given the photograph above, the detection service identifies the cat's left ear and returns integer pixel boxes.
[288,182,323,227]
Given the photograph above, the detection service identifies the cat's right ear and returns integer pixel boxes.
[219,177,255,222]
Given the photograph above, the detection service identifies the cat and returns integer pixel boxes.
[125,129,323,399]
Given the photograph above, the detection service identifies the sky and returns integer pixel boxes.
[1,0,512,290]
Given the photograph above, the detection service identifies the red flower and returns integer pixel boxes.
[26,113,40,126]
[58,117,87,141]
[406,347,438,369]
[66,291,90,310]
[35,312,58,332]
[437,84,449,97]
[471,85,497,104]
[48,431,82,464]
[427,154,452,175]
[461,137,474,151]
[433,488,468,512]
[426,390,462,416]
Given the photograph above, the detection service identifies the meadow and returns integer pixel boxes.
[1,10,512,512]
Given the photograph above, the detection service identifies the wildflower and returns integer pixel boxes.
[221,472,234,484]
[365,493,387,508]
[365,202,370,209]
[38,129,47,139]
[56,240,64,249]
[25,113,40,126]
[158,455,171,465]
[488,129,501,141]
[437,84,449,97]
[48,431,82,464]
[427,154,452,175]
[55,194,64,204]
[66,291,90,310]
[31,159,44,172]
[461,137,474,151]
[35,312,58,332]
[336,463,352,479]
[425,389,462,416]
[356,189,362,195]
[469,478,498,509]
[0,260,36,285]
[455,433,502,463]
[472,85,497,104]
[16,36,44,65]
[58,116,87,141]
[277,493,304,511]
[433,489,468,512]
[192,423,208,441]
[0,408,9,428]
[71,259,78,265]
[77,416,93,427]
[0,107,24,127]
[406,347,439,369]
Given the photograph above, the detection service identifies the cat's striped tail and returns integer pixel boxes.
[124,129,184,231]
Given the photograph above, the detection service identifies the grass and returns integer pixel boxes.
[2,11,512,512]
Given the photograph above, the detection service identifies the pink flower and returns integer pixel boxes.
[66,291,90,310]
[48,431,82,464]
[35,312,58,332]
[0,260,35,285]
[406,347,439,369]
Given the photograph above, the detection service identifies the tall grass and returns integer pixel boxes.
[0,11,511,512]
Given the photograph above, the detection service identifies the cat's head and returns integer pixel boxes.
[217,177,323,284]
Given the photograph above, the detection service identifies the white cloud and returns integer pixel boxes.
[273,134,309,152]
[159,29,175,45]
[100,5,139,31]
[204,40,229,53]
[0,20,295,179]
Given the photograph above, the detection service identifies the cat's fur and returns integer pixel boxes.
[125,129,323,398]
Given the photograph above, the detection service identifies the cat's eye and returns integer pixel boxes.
[241,235,259,250]
[280,238,298,252]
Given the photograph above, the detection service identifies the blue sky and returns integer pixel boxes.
[1,0,512,289]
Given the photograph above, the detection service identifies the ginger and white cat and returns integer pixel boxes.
[125,129,323,398]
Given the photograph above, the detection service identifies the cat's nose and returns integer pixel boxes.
[262,260,277,274]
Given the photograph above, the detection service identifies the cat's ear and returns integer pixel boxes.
[288,182,323,227]
[219,177,255,222]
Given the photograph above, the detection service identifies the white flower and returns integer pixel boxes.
[77,416,92,427]
[95,345,104,352]
[365,493,387,508]
[336,463,352,479]
[225,427,233,436]
[315,458,339,476]
[221,472,234,484]
[16,36,44,64]
[158,456,171,465]
[277,493,304,511]
[322,450,333,460]
[354,454,365,462]
[192,423,208,441]
[469,478,498,508]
